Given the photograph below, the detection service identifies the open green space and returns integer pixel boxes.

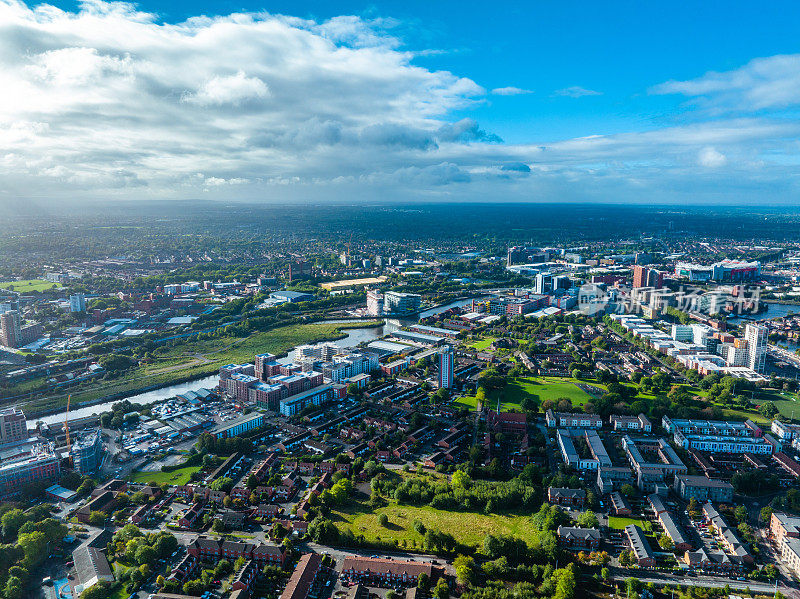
[16,320,382,415]
[332,500,540,548]
[0,278,61,292]
[466,337,497,351]
[454,376,597,412]
[719,408,769,425]
[127,464,202,486]
[749,388,800,420]
[608,516,644,530]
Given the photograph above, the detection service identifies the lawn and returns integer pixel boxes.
[608,516,644,530]
[453,376,596,413]
[17,320,382,415]
[453,395,479,410]
[467,337,497,351]
[0,278,61,292]
[332,500,541,548]
[127,464,201,486]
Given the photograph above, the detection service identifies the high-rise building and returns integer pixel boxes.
[0,310,22,348]
[383,292,421,316]
[633,266,663,289]
[0,408,27,446]
[438,346,454,389]
[534,273,552,294]
[69,293,86,313]
[71,429,104,474]
[744,323,768,373]
[366,290,384,316]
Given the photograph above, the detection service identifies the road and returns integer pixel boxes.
[608,567,796,596]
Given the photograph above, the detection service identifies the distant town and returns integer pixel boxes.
[2,203,800,599]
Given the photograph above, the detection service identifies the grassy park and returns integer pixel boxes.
[0,279,61,292]
[467,337,497,351]
[454,376,597,412]
[331,500,541,548]
[127,464,202,486]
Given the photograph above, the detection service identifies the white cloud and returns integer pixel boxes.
[491,86,532,96]
[184,71,269,106]
[0,0,798,204]
[650,54,800,112]
[554,86,602,98]
[698,147,727,168]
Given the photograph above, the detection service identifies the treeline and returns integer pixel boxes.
[0,504,67,599]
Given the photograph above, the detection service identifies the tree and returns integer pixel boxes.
[88,511,107,525]
[378,514,389,527]
[760,402,778,418]
[451,469,471,490]
[601,567,610,582]
[212,519,225,533]
[80,582,112,599]
[575,511,599,529]
[4,576,23,599]
[453,555,476,586]
[760,506,774,525]
[620,484,635,498]
[156,575,166,588]
[135,544,157,567]
[1,510,26,540]
[658,534,674,551]
[184,580,204,595]
[417,572,430,590]
[17,531,47,567]
[734,505,748,524]
[433,578,449,599]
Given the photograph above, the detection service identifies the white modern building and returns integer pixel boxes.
[438,346,454,389]
[744,323,767,373]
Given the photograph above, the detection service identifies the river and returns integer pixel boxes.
[728,301,800,322]
[36,297,479,425]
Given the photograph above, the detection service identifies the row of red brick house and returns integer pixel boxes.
[187,536,286,567]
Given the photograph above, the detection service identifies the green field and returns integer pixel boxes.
[0,279,61,292]
[16,320,382,415]
[332,500,541,548]
[467,337,497,351]
[455,376,596,412]
[750,388,800,420]
[127,464,201,486]
[608,516,644,530]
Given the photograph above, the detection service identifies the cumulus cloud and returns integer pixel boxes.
[491,86,532,96]
[554,86,602,98]
[697,147,727,168]
[0,0,798,204]
[183,71,269,106]
[650,54,800,112]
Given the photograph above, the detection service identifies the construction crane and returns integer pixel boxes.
[64,394,72,467]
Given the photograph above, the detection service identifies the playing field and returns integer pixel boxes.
[467,337,497,351]
[332,501,541,548]
[455,376,596,412]
[127,464,201,486]
[0,279,61,292]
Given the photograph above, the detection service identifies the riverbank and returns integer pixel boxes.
[18,319,384,418]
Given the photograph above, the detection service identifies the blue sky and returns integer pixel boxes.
[2,0,800,203]
[50,0,800,142]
